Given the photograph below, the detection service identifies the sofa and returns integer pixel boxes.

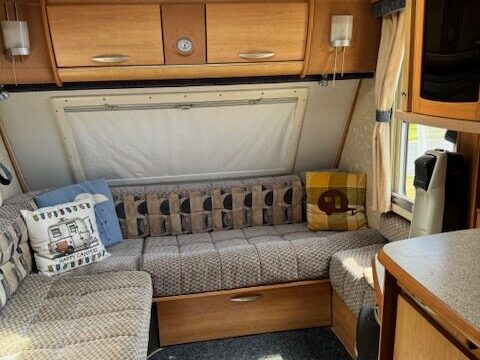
[0,174,410,359]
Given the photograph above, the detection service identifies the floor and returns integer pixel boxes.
[149,327,352,360]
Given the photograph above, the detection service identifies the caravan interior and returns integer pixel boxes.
[0,0,479,359]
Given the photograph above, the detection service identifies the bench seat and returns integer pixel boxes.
[0,271,152,360]
[62,239,145,276]
[142,223,385,297]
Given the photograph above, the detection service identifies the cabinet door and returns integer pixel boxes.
[411,0,480,121]
[47,4,164,67]
[206,2,308,63]
[394,296,470,360]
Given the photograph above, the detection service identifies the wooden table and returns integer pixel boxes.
[378,229,480,360]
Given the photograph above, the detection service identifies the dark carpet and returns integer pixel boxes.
[150,327,352,360]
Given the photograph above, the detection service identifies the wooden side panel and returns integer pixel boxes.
[0,0,55,84]
[394,295,470,360]
[331,290,358,359]
[162,4,206,65]
[307,0,381,75]
[206,2,308,63]
[156,280,332,346]
[47,4,164,67]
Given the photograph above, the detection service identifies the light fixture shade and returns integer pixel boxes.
[1,20,30,56]
[330,15,353,47]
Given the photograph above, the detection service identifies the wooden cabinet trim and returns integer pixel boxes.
[40,0,61,86]
[300,0,314,78]
[56,61,304,82]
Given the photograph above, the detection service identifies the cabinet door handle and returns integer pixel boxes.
[91,54,130,63]
[239,52,275,60]
[230,294,262,303]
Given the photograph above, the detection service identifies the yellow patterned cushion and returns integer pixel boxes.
[306,172,367,231]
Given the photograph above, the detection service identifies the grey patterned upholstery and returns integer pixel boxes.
[329,243,384,315]
[142,223,386,297]
[111,175,303,239]
[0,193,38,310]
[60,239,144,276]
[378,212,410,242]
[0,271,152,360]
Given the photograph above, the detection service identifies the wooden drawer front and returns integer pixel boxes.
[162,4,206,65]
[206,2,308,64]
[156,280,331,346]
[47,4,164,67]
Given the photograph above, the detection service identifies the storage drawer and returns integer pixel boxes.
[47,4,164,67]
[156,279,331,346]
[206,2,308,63]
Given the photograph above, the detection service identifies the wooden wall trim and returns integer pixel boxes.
[333,79,362,167]
[39,0,61,86]
[300,0,315,78]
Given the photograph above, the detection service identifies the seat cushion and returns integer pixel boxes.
[142,224,386,297]
[379,212,410,242]
[60,239,144,276]
[329,243,384,316]
[0,271,152,360]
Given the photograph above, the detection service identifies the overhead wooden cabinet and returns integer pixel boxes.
[206,2,309,63]
[47,4,164,67]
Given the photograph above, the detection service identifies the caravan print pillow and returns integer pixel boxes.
[21,195,110,276]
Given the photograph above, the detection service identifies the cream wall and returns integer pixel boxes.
[338,79,380,228]
[0,80,360,191]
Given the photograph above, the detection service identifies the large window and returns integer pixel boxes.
[395,123,455,203]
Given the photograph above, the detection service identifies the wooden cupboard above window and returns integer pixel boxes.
[47,4,164,67]
[205,2,308,63]
[0,0,382,85]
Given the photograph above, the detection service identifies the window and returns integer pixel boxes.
[51,228,61,238]
[395,123,455,204]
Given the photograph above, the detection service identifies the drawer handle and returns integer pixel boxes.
[230,294,262,303]
[91,55,130,63]
[239,52,275,60]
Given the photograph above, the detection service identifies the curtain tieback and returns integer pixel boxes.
[376,109,392,122]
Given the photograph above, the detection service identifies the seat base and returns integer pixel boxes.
[331,289,358,359]
[154,279,332,346]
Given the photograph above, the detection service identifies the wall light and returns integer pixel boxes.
[330,15,354,86]
[1,20,30,56]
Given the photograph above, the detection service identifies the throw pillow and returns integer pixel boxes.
[21,196,110,276]
[306,171,367,231]
[35,179,122,247]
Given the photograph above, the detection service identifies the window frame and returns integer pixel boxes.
[391,118,457,216]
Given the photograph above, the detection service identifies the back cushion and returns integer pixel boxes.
[112,175,304,238]
[379,212,411,242]
[0,195,37,309]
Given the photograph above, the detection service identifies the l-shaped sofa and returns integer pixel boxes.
[0,175,410,359]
